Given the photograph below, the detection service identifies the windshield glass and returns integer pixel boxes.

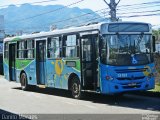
[100,34,153,66]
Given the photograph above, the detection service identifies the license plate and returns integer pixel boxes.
[128,83,137,86]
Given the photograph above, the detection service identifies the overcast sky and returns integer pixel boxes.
[0,0,159,28]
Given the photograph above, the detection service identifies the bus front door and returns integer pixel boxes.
[36,40,46,85]
[9,43,16,81]
[81,34,99,90]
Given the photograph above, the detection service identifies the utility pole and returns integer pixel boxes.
[103,0,121,22]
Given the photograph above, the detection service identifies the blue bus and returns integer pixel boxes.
[3,22,155,99]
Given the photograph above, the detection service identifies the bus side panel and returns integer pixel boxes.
[46,59,81,89]
[16,70,20,83]
[3,59,9,80]
[46,59,57,88]
[24,60,37,85]
[62,59,81,89]
[16,59,37,85]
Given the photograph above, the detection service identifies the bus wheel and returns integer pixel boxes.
[71,77,82,99]
[20,73,29,91]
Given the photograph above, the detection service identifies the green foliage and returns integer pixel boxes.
[152,29,160,41]
[151,84,160,92]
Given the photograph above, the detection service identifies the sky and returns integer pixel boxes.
[0,0,160,28]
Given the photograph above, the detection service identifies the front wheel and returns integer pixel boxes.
[71,77,82,99]
[20,73,29,91]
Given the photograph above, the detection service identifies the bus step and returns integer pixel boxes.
[37,85,46,88]
[81,89,100,93]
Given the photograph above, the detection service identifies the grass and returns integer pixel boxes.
[150,84,160,92]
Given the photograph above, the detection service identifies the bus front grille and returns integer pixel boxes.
[122,82,142,89]
[115,68,147,73]
[117,76,145,80]
[122,85,141,89]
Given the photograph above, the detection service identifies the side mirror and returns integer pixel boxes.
[152,36,156,52]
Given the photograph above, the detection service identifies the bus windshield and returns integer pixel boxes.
[100,34,153,66]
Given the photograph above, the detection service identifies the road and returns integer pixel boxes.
[0,75,159,119]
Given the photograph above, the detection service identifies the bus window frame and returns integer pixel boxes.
[16,40,27,60]
[16,39,35,60]
[99,33,153,66]
[62,33,80,60]
[4,42,9,59]
[47,36,62,60]
[25,39,35,60]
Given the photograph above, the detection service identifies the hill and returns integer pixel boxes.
[0,4,103,34]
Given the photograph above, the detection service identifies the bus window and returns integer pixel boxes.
[82,38,92,61]
[100,36,107,64]
[47,37,61,58]
[26,40,34,59]
[63,35,79,58]
[4,42,8,59]
[17,41,26,59]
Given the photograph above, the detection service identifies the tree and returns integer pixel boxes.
[153,29,160,41]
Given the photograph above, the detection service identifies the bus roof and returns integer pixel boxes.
[4,21,151,42]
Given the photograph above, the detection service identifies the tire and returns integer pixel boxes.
[71,77,82,99]
[20,73,29,91]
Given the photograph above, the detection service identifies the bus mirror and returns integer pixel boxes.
[152,36,156,52]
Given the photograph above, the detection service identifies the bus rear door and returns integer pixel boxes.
[36,38,47,85]
[9,43,16,81]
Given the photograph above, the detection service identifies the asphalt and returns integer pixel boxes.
[0,75,159,120]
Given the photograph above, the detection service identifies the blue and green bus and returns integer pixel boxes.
[3,22,155,99]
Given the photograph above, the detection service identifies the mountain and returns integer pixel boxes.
[0,4,105,34]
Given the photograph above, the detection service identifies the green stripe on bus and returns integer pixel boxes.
[12,37,21,42]
[75,60,80,71]
[16,59,33,69]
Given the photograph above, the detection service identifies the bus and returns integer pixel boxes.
[0,41,3,74]
[3,22,155,99]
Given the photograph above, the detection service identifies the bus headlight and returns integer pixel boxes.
[105,75,113,80]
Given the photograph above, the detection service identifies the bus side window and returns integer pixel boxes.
[47,37,61,58]
[63,34,79,58]
[17,41,27,59]
[100,37,107,64]
[4,42,8,59]
[26,40,34,59]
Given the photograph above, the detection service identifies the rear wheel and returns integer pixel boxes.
[71,77,82,99]
[20,73,29,91]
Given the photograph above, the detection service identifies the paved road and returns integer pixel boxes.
[0,75,159,119]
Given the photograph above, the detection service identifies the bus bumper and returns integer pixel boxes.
[101,78,155,94]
